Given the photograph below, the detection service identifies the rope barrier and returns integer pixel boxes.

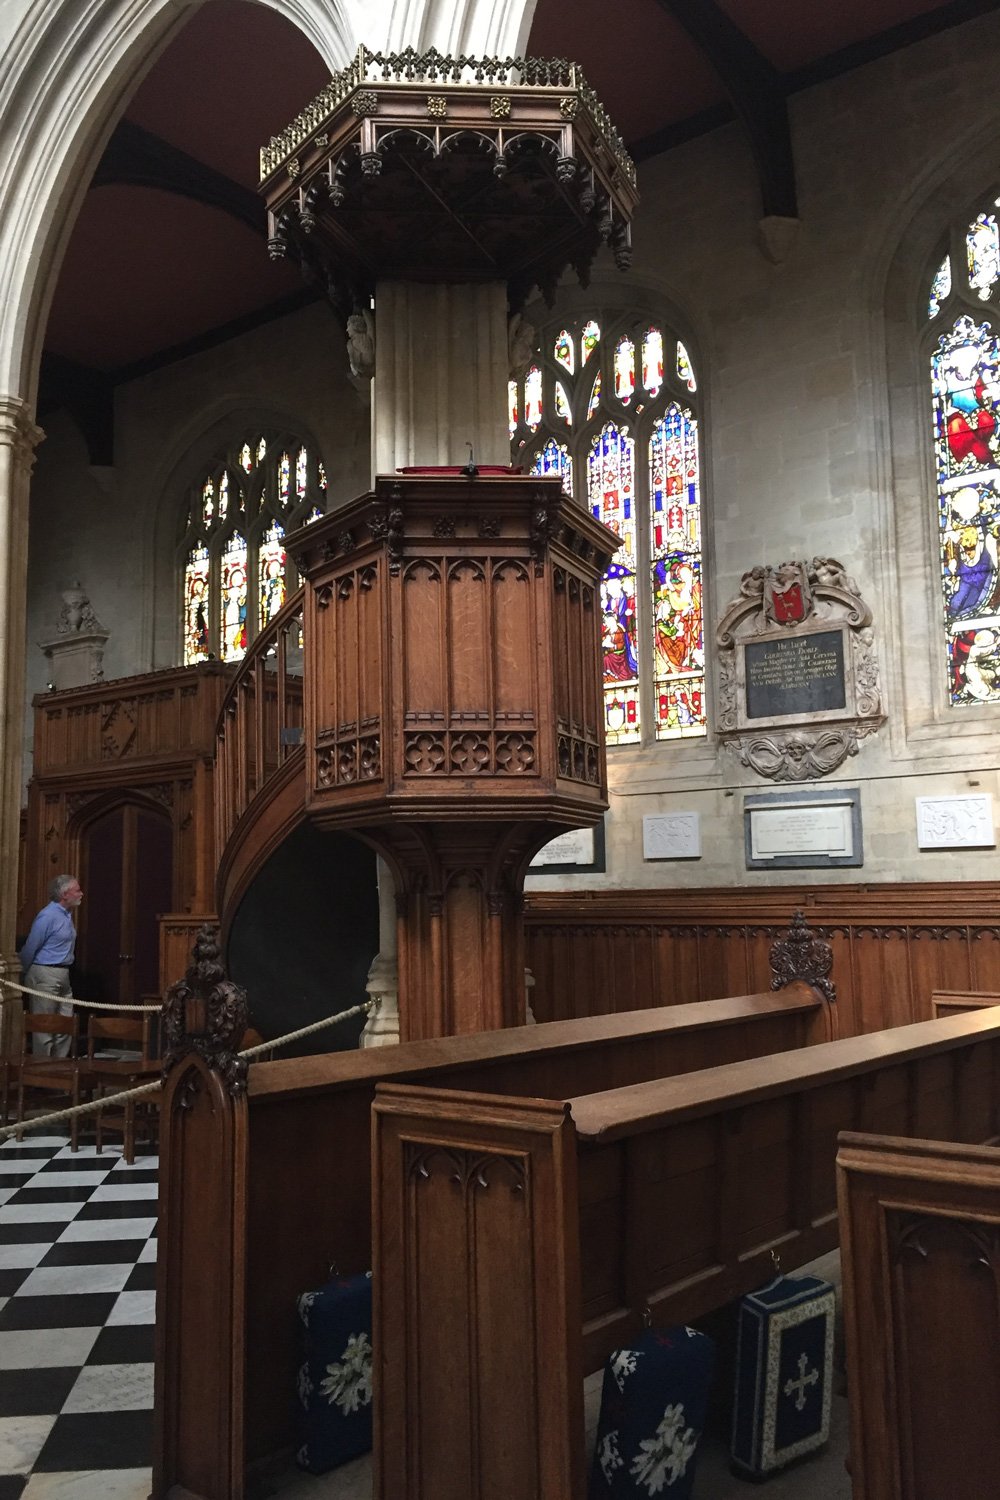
[0,978,159,1012]
[0,996,376,1142]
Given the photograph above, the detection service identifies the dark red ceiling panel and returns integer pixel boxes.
[44,185,298,370]
[527,0,726,144]
[718,0,951,73]
[125,0,330,187]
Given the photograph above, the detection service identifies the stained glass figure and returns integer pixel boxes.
[642,327,663,397]
[587,372,602,421]
[932,314,1000,705]
[296,446,308,499]
[649,405,705,739]
[308,506,323,524]
[588,422,640,744]
[554,381,572,425]
[554,329,574,374]
[676,341,697,393]
[183,545,210,665]
[524,365,543,431]
[508,379,519,438]
[929,256,952,320]
[218,470,229,525]
[259,521,286,627]
[279,452,291,501]
[318,460,328,491]
[239,442,253,473]
[968,214,1000,301]
[221,532,249,663]
[581,320,601,364]
[256,436,267,464]
[202,477,214,527]
[614,337,635,404]
[531,437,573,496]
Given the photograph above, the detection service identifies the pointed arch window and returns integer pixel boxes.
[178,431,326,665]
[926,195,1000,707]
[511,314,707,745]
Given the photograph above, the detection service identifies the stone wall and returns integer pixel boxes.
[24,12,1000,885]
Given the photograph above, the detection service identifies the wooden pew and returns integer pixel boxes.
[154,973,834,1500]
[931,987,1000,1017]
[371,1009,1000,1500]
[837,1131,1000,1499]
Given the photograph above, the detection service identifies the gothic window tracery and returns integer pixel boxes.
[510,314,706,745]
[179,432,326,665]
[927,197,1000,707]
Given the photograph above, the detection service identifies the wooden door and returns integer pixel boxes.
[81,803,173,1004]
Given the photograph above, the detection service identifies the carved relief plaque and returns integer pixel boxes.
[716,558,885,782]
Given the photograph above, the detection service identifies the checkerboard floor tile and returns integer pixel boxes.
[0,1130,157,1500]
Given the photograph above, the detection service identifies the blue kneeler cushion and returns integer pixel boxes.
[590,1325,715,1497]
[731,1273,835,1480]
[295,1270,374,1474]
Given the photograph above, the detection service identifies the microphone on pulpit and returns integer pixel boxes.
[461,442,479,480]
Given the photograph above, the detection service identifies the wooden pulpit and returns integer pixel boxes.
[288,471,617,1038]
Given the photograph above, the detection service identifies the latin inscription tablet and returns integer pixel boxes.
[743,629,846,720]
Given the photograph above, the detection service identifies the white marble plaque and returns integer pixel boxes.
[916,794,995,850]
[530,827,595,867]
[642,812,701,861]
[749,801,854,861]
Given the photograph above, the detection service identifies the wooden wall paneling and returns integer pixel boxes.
[907,926,972,1019]
[837,1133,1000,1500]
[372,1085,584,1500]
[968,925,1000,990]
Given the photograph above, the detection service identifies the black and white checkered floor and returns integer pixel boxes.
[0,1128,157,1500]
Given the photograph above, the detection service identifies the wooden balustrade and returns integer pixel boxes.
[214,591,305,862]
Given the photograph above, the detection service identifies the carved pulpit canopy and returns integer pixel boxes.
[716,557,885,782]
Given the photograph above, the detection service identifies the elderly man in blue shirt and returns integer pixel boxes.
[20,873,83,1057]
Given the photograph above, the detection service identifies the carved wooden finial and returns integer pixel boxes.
[769,911,836,1004]
[162,924,248,1093]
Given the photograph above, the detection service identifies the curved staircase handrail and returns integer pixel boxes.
[214,586,307,888]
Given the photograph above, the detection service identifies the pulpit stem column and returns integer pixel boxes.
[0,396,44,1059]
[360,854,400,1047]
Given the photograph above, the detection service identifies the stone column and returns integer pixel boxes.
[371,281,510,477]
[0,396,43,1057]
[360,854,401,1048]
[359,280,512,1044]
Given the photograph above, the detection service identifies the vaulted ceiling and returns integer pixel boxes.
[40,0,996,456]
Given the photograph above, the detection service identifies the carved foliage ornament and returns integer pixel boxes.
[769,911,836,1004]
[162,925,248,1095]
[716,557,885,782]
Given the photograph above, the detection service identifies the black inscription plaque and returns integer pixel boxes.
[743,629,847,720]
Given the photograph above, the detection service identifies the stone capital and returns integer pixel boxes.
[0,395,44,469]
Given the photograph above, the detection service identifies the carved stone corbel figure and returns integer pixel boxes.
[346,308,375,381]
[508,312,535,380]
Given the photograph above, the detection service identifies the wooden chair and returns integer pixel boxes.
[87,1014,160,1164]
[14,1011,83,1150]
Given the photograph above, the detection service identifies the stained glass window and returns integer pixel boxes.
[259,522,286,628]
[183,546,210,665]
[581,320,601,364]
[650,406,704,738]
[929,256,951,320]
[676,342,697,393]
[554,329,574,374]
[932,314,1000,705]
[531,437,573,495]
[588,422,640,744]
[968,213,1000,302]
[221,533,249,663]
[179,431,326,664]
[513,314,707,748]
[524,365,543,430]
[508,380,519,438]
[614,337,635,404]
[642,328,663,397]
